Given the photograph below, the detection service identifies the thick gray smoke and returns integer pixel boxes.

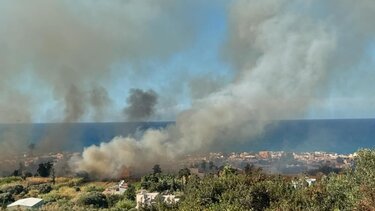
[64,85,85,122]
[64,85,112,122]
[124,89,158,121]
[0,0,202,158]
[89,85,111,121]
[73,0,375,178]
[0,0,197,123]
[189,75,227,100]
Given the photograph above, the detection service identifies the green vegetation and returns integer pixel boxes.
[77,192,108,208]
[0,149,374,210]
[0,176,22,186]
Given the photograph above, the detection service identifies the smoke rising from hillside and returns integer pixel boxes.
[0,0,203,158]
[90,85,112,121]
[73,0,375,178]
[0,0,197,123]
[124,89,158,121]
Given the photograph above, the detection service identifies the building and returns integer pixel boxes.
[118,180,128,194]
[7,198,43,210]
[163,194,180,204]
[305,178,316,186]
[136,190,160,209]
[136,190,180,209]
[258,151,270,159]
[103,180,128,195]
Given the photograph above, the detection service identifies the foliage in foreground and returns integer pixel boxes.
[0,149,374,210]
[147,149,375,210]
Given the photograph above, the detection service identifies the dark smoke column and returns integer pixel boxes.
[123,88,158,121]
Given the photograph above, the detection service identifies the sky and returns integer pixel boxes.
[0,0,374,123]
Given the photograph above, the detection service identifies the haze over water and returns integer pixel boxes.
[1,119,374,155]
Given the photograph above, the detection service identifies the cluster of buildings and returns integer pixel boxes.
[103,180,180,209]
[184,151,356,175]
[0,152,76,177]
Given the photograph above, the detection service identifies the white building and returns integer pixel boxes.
[136,190,180,209]
[118,180,128,194]
[305,178,316,186]
[136,190,160,209]
[7,198,44,210]
[103,180,128,195]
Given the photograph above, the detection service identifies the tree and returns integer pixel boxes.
[353,149,375,209]
[153,164,162,174]
[208,161,215,170]
[51,166,56,185]
[78,192,108,208]
[11,170,20,177]
[220,165,237,177]
[199,160,207,171]
[23,172,33,178]
[244,163,254,175]
[243,163,263,177]
[124,184,136,201]
[37,162,53,177]
[38,184,52,194]
[179,168,191,186]
[178,168,191,179]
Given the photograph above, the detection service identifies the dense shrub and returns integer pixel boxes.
[116,199,136,210]
[106,194,123,208]
[85,185,105,192]
[141,174,181,192]
[38,184,53,194]
[0,192,14,207]
[77,192,108,208]
[353,149,375,209]
[124,184,136,201]
[0,177,22,186]
[23,172,33,178]
[1,184,25,195]
[43,191,65,203]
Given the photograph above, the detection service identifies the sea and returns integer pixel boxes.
[0,119,374,154]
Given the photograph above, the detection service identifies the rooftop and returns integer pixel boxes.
[7,198,43,208]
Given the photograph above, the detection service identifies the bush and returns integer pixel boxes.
[0,177,22,186]
[54,187,78,200]
[27,189,39,198]
[116,199,136,210]
[124,184,136,201]
[66,177,85,187]
[0,192,13,207]
[77,192,108,208]
[38,184,52,194]
[23,172,33,178]
[43,191,64,203]
[1,185,25,195]
[84,185,105,192]
[106,194,123,208]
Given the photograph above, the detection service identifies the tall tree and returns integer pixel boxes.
[37,162,53,177]
[153,164,162,174]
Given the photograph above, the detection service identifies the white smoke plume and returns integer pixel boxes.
[73,0,375,178]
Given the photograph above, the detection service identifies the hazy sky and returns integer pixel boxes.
[0,0,374,123]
